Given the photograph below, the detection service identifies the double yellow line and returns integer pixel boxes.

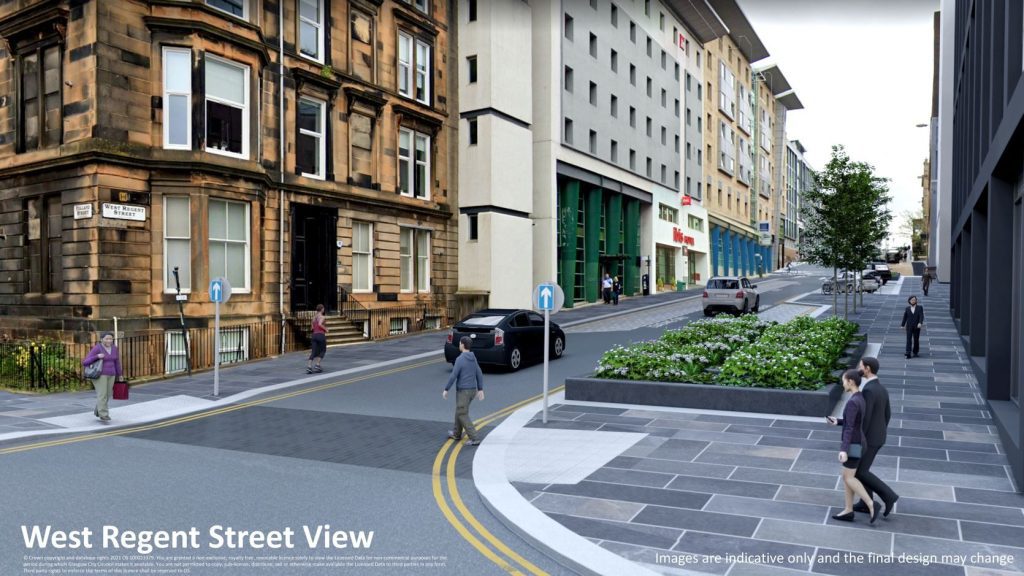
[431,385,565,575]
[4,358,566,576]
[0,358,441,456]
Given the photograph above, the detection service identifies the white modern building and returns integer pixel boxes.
[457,0,724,308]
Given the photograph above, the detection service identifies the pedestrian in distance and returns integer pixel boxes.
[306,304,327,374]
[826,369,879,524]
[602,273,613,304]
[82,331,123,423]
[444,336,485,446]
[850,357,899,517]
[922,271,932,296]
[612,275,621,305]
[901,295,925,359]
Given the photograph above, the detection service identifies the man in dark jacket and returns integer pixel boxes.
[853,357,899,517]
[444,336,485,445]
[901,295,925,358]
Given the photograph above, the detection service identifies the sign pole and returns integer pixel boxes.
[214,299,220,397]
[543,308,550,424]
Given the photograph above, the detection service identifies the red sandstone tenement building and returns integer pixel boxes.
[0,0,459,346]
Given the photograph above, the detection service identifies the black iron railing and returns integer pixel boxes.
[0,320,306,392]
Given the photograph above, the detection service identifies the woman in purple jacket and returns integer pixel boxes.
[827,369,879,524]
[82,331,122,422]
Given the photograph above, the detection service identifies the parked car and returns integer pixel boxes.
[869,263,892,284]
[444,309,566,371]
[861,270,886,291]
[702,276,760,316]
[834,271,879,293]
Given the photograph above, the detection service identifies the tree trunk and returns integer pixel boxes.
[843,270,849,319]
[832,267,838,317]
[852,270,857,314]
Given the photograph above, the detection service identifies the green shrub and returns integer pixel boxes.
[0,340,90,392]
[595,315,858,390]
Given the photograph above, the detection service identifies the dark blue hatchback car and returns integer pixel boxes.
[444,309,566,371]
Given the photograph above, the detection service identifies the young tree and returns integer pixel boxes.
[800,145,891,319]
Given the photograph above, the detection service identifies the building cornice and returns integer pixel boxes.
[143,15,271,65]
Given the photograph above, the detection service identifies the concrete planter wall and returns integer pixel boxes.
[566,333,868,418]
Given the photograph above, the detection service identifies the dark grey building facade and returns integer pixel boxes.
[948,0,1023,491]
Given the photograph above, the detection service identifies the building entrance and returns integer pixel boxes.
[291,204,338,313]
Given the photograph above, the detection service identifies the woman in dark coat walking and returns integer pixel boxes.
[827,369,879,524]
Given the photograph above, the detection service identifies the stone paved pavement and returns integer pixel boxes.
[501,277,1024,575]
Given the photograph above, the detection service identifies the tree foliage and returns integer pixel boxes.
[799,145,892,318]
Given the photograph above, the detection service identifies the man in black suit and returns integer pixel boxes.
[852,357,899,517]
[901,295,925,358]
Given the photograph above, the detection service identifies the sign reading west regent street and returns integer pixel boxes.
[102,203,147,222]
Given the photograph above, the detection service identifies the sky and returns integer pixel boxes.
[735,0,940,249]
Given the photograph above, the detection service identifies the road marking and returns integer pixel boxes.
[432,387,566,576]
[0,358,442,456]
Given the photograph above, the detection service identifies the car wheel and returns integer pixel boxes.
[752,296,760,313]
[552,336,565,359]
[508,347,522,371]
[703,308,714,317]
[740,299,749,315]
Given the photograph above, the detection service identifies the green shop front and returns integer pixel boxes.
[556,164,651,307]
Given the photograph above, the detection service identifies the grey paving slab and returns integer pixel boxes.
[810,548,965,576]
[545,480,710,510]
[900,457,1010,478]
[588,467,675,489]
[947,451,1011,465]
[694,414,777,426]
[666,475,779,499]
[597,422,679,437]
[546,512,682,550]
[726,424,812,438]
[704,494,829,523]
[576,413,657,426]
[728,467,839,489]
[646,439,712,462]
[647,418,731,432]
[754,518,893,555]
[901,437,1000,453]
[670,428,764,445]
[894,498,1024,526]
[531,492,645,523]
[633,505,761,537]
[608,456,736,479]
[954,487,1024,509]
[945,431,1005,443]
[673,531,815,571]
[959,521,1024,548]
[694,443,800,470]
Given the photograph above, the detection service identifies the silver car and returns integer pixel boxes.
[702,276,760,316]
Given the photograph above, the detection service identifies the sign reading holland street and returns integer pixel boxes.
[102,203,147,222]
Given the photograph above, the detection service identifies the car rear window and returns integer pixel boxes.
[707,279,739,290]
[462,315,505,327]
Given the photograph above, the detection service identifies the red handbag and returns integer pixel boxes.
[113,380,129,400]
